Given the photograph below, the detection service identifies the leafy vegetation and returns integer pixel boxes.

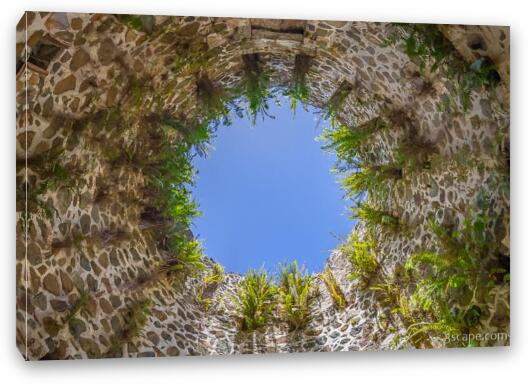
[367,263,431,348]
[205,263,225,285]
[283,54,312,114]
[233,269,277,331]
[318,116,400,208]
[173,39,214,76]
[352,203,400,234]
[124,299,152,340]
[17,149,85,230]
[241,54,276,125]
[401,197,509,347]
[109,299,152,355]
[196,263,225,311]
[32,156,81,193]
[17,179,55,229]
[341,164,402,202]
[340,231,379,286]
[65,291,89,337]
[320,81,353,127]
[384,23,501,113]
[277,262,315,331]
[283,81,309,114]
[394,129,437,173]
[158,240,206,278]
[115,14,154,34]
[196,73,244,127]
[321,266,346,310]
[370,281,413,323]
[320,118,388,172]
[142,118,213,275]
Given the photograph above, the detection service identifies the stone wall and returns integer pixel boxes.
[16,12,509,360]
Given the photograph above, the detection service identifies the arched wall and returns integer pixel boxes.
[16,12,509,359]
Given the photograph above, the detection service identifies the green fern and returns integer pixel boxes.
[64,290,89,337]
[319,81,353,127]
[142,118,213,272]
[277,261,315,331]
[196,263,225,311]
[352,203,400,234]
[341,231,379,284]
[384,23,500,113]
[319,118,395,205]
[321,266,346,310]
[109,299,152,355]
[205,263,225,285]
[163,239,206,277]
[403,197,508,346]
[320,118,387,172]
[17,149,84,230]
[341,164,402,202]
[283,81,309,114]
[233,269,277,331]
[196,74,244,126]
[240,54,276,125]
[124,299,152,341]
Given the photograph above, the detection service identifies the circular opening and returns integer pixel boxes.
[192,100,352,274]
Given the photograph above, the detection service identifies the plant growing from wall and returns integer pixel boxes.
[283,80,309,114]
[115,14,155,34]
[320,117,388,172]
[384,23,501,113]
[159,116,214,157]
[352,203,400,235]
[103,141,149,169]
[17,148,86,229]
[321,266,346,310]
[370,281,413,324]
[142,117,213,275]
[196,263,225,311]
[283,54,312,114]
[196,73,243,126]
[341,164,402,202]
[108,299,152,355]
[128,77,155,112]
[341,231,380,287]
[64,290,89,337]
[394,128,437,173]
[233,269,277,331]
[277,261,315,331]
[97,101,212,283]
[158,239,206,278]
[368,264,428,348]
[17,178,56,229]
[320,80,353,127]
[439,57,501,114]
[34,159,80,193]
[124,299,153,340]
[403,196,509,347]
[241,53,276,125]
[204,263,225,285]
[319,116,400,207]
[173,39,214,76]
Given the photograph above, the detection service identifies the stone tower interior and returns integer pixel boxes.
[16,12,510,359]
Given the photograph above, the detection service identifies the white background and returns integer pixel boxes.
[1,0,528,383]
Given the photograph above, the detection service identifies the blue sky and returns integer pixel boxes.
[191,100,352,275]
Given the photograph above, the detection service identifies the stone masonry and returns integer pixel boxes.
[16,12,509,360]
